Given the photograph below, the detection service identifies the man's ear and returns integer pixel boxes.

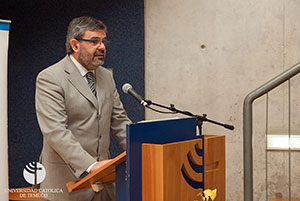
[70,39,80,52]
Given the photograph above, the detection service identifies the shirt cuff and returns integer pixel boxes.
[86,161,97,173]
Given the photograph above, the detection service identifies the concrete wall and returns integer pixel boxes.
[145,0,300,200]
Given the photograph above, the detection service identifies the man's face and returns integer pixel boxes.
[76,29,107,70]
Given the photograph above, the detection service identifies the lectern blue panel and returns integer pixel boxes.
[116,162,127,201]
[121,117,199,201]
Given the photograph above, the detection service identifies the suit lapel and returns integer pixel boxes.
[63,56,99,110]
[95,67,105,115]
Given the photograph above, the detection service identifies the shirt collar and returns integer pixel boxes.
[70,55,94,76]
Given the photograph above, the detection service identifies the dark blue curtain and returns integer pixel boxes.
[0,0,144,188]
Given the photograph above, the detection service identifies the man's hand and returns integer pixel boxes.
[90,160,112,173]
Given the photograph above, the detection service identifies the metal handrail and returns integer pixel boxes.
[243,62,300,201]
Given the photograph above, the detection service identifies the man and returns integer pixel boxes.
[35,16,131,201]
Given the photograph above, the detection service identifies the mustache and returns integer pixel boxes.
[94,50,105,56]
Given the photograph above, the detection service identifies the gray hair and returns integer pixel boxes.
[66,16,107,55]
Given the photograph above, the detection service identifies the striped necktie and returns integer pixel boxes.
[86,72,97,98]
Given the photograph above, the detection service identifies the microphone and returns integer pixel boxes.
[122,83,148,106]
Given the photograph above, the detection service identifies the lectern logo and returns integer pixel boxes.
[23,162,46,185]
[181,143,204,189]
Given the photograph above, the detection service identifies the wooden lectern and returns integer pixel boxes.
[142,135,225,201]
[66,118,225,201]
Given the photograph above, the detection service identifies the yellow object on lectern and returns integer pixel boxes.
[197,189,217,201]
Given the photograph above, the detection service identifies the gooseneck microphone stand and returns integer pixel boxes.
[143,99,234,135]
